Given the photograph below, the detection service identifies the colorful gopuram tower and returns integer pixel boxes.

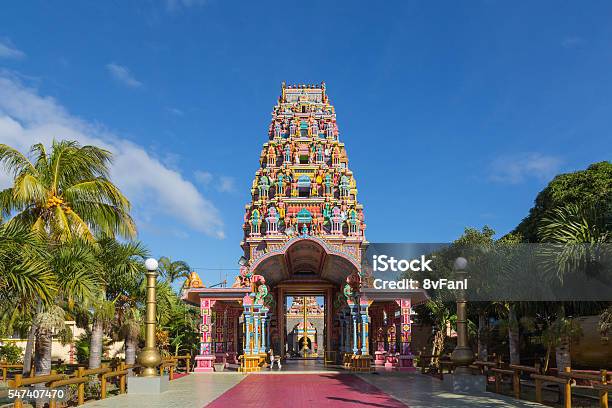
[183,82,416,373]
[242,81,367,260]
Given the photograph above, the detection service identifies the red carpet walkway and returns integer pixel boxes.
[206,374,408,408]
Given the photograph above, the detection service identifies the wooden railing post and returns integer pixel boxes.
[186,356,191,373]
[77,367,85,406]
[535,377,543,403]
[119,362,126,394]
[2,364,7,381]
[495,371,501,394]
[169,364,174,381]
[99,363,107,400]
[13,373,23,408]
[563,366,572,408]
[601,369,608,408]
[513,367,521,399]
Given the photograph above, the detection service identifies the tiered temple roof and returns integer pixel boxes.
[241,82,366,263]
[286,296,324,316]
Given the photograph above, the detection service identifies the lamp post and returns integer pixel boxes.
[450,257,474,374]
[137,258,162,377]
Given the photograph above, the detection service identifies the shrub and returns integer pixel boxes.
[0,342,23,364]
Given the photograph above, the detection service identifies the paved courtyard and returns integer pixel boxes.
[85,370,546,408]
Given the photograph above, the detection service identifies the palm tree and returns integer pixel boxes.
[426,299,454,368]
[599,306,612,337]
[537,203,611,371]
[32,305,66,376]
[507,303,521,365]
[88,238,147,369]
[0,140,138,372]
[118,306,142,374]
[0,141,136,241]
[158,256,191,285]
[35,239,102,375]
[0,223,55,374]
[0,224,54,330]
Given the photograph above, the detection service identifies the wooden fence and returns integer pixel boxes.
[422,355,609,408]
[3,354,193,408]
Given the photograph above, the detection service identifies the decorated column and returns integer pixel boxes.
[359,296,371,355]
[214,305,226,364]
[227,308,237,365]
[243,303,252,354]
[253,309,260,354]
[194,298,215,372]
[349,302,359,354]
[260,306,269,353]
[345,312,352,353]
[339,317,345,353]
[396,299,414,370]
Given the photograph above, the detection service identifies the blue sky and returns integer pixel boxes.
[1,1,611,285]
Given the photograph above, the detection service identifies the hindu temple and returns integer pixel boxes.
[182,82,428,372]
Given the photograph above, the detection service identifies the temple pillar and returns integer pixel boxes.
[359,297,371,355]
[266,314,272,353]
[243,306,252,354]
[194,298,215,372]
[214,304,226,365]
[253,309,260,354]
[227,308,237,365]
[396,299,415,370]
[344,311,352,353]
[339,317,345,353]
[261,306,269,353]
[349,302,359,354]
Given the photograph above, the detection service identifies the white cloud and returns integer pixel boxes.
[0,73,224,239]
[194,170,213,186]
[218,176,235,193]
[489,152,563,184]
[194,171,235,193]
[166,0,207,12]
[561,36,585,49]
[0,39,25,59]
[105,63,143,88]
[166,107,184,116]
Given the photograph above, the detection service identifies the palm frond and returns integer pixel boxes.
[0,144,37,178]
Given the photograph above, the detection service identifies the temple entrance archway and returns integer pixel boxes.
[248,237,360,359]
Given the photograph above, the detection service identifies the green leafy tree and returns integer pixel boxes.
[88,238,147,369]
[118,307,142,371]
[0,141,136,242]
[158,256,191,285]
[0,224,54,337]
[599,306,612,337]
[0,140,138,374]
[513,161,611,242]
[0,342,24,364]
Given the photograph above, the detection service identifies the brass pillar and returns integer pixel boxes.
[450,257,474,374]
[137,258,162,377]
